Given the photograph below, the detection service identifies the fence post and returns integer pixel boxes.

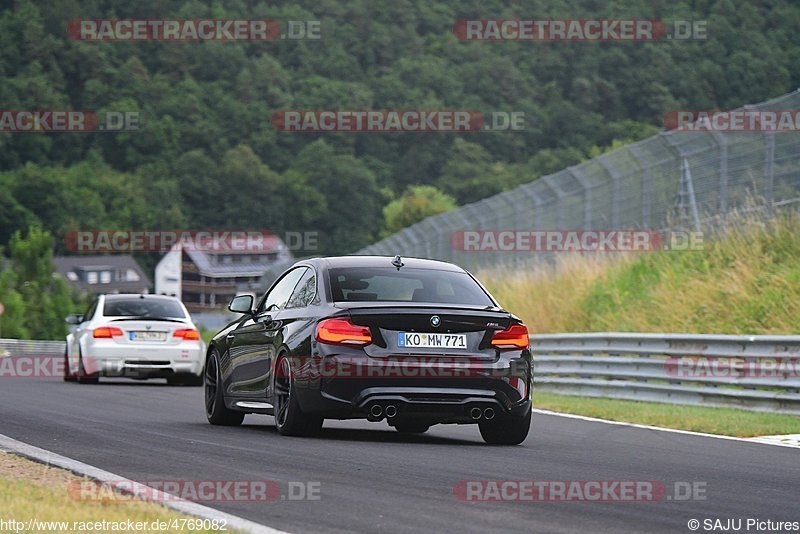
[453,207,477,266]
[682,158,702,232]
[542,175,567,229]
[458,200,486,266]
[418,219,436,259]
[519,185,545,230]
[441,211,467,263]
[598,155,621,228]
[569,167,593,230]
[765,131,775,215]
[494,191,518,229]
[627,144,651,229]
[395,229,416,257]
[662,131,701,230]
[710,132,729,216]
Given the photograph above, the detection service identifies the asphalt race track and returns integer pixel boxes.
[1,376,798,533]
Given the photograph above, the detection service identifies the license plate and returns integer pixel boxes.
[130,331,167,342]
[397,332,467,349]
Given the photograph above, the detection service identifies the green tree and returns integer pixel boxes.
[287,140,386,254]
[383,185,456,235]
[4,227,79,339]
[0,0,799,255]
[437,139,512,204]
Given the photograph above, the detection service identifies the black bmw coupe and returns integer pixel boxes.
[204,255,532,445]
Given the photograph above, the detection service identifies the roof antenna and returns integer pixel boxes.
[391,255,404,270]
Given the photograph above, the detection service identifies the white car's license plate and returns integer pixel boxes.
[397,332,467,349]
[130,331,167,342]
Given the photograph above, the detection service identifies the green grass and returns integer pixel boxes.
[481,214,800,334]
[0,453,239,533]
[534,391,800,437]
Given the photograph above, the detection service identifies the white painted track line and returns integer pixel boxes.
[533,408,800,449]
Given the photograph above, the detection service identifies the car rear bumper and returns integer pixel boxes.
[355,387,530,423]
[83,343,204,378]
[292,354,531,423]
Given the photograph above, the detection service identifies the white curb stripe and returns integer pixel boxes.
[745,434,800,448]
[532,409,800,450]
[0,433,290,534]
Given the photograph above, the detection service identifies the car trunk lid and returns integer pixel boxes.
[340,304,512,360]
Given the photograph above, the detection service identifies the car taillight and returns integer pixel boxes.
[315,318,372,346]
[491,323,529,350]
[93,326,123,338]
[173,328,201,340]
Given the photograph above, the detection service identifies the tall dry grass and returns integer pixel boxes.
[479,214,800,334]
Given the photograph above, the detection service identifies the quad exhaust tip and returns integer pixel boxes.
[385,405,398,418]
[483,407,495,420]
[369,404,384,418]
[470,407,482,420]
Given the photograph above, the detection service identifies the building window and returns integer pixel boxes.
[100,271,111,284]
[118,269,140,282]
[86,271,98,284]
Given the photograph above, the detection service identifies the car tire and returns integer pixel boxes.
[63,350,76,382]
[392,419,430,434]
[205,350,244,426]
[168,373,204,387]
[479,406,531,445]
[77,351,99,384]
[274,355,323,437]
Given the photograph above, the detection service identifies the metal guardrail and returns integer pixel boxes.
[531,333,800,415]
[0,339,65,358]
[3,335,800,415]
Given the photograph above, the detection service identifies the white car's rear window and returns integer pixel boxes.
[103,298,187,318]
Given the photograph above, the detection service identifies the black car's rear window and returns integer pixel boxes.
[103,298,187,318]
[328,267,494,306]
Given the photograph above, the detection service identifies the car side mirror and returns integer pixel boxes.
[228,295,254,316]
[65,314,84,325]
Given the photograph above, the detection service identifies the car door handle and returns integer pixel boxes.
[226,334,235,340]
